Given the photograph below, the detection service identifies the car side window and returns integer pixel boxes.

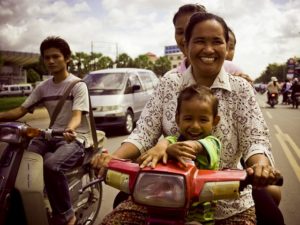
[126,74,143,93]
[138,71,158,90]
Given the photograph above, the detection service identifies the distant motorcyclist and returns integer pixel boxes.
[281,79,292,104]
[291,78,300,109]
[267,77,281,104]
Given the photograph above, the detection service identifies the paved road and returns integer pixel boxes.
[18,96,300,224]
[256,93,300,225]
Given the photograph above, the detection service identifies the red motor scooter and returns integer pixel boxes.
[81,156,283,225]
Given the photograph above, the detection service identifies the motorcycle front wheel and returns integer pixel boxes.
[69,168,102,225]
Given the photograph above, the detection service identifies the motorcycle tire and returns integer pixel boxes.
[69,168,102,225]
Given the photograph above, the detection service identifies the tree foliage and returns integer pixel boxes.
[255,63,287,83]
[153,56,171,77]
[133,55,153,70]
[255,57,300,83]
[24,57,47,80]
[116,53,134,68]
[27,68,41,83]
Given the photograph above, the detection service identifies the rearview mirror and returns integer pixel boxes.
[132,84,140,92]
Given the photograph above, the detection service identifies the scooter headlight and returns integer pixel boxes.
[0,124,22,143]
[0,123,40,143]
[133,172,186,208]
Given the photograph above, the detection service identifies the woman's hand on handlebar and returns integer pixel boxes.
[246,163,282,187]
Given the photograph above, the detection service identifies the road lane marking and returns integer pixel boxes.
[266,111,272,119]
[284,134,300,160]
[274,125,300,183]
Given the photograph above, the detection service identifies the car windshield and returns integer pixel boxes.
[84,73,127,90]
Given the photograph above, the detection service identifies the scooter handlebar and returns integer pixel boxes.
[239,173,283,191]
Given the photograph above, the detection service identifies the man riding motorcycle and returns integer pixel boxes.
[291,78,300,109]
[267,77,281,105]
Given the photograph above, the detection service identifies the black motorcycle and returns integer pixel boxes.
[0,122,104,225]
[268,93,278,108]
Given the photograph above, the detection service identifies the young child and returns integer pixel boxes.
[145,85,221,224]
[165,85,220,171]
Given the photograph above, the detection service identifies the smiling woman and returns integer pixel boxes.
[93,11,283,225]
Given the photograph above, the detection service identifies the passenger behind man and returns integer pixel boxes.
[140,85,221,224]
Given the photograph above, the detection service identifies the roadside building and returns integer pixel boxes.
[0,50,39,85]
[164,45,184,69]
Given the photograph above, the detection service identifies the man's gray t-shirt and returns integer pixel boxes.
[22,74,91,147]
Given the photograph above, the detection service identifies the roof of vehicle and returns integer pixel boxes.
[89,68,154,75]
[2,83,32,87]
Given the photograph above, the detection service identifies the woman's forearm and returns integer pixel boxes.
[246,153,271,167]
[112,142,141,160]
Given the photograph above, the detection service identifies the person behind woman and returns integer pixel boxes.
[92,12,282,225]
[226,27,236,61]
[172,4,250,84]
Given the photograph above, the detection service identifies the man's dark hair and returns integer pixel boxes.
[185,12,229,44]
[176,85,219,118]
[172,4,206,25]
[40,36,71,59]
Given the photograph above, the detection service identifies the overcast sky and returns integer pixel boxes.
[0,0,299,79]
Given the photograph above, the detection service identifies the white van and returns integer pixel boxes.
[84,68,159,134]
[0,84,33,97]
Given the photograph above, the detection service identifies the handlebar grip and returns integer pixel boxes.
[51,129,65,136]
[239,175,284,191]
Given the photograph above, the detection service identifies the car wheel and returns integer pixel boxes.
[123,110,134,134]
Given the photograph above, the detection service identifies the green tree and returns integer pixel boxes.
[153,56,171,77]
[133,55,153,70]
[116,53,134,68]
[90,52,103,71]
[255,63,286,83]
[97,56,114,69]
[27,68,41,83]
[69,52,91,77]
[24,58,46,80]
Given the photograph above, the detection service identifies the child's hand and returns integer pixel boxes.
[166,141,199,167]
[138,140,169,169]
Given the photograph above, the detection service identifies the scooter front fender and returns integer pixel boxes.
[15,151,49,225]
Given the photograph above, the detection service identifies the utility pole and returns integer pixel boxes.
[90,40,119,68]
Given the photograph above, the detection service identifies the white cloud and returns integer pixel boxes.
[0,0,299,79]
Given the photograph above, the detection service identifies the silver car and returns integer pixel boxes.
[84,68,159,134]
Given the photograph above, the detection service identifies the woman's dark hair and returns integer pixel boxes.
[228,27,236,45]
[176,85,219,118]
[40,36,71,59]
[184,12,229,44]
[172,4,206,25]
